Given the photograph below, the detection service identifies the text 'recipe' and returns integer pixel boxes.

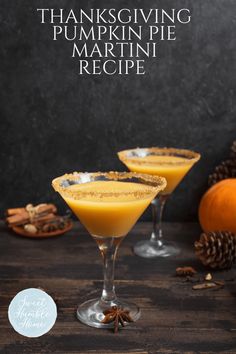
[37,8,191,75]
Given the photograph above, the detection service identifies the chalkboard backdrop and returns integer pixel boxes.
[1,0,236,221]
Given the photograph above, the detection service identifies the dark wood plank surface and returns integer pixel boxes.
[0,221,236,354]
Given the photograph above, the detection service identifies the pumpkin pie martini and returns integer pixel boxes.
[52,171,166,329]
[118,148,201,258]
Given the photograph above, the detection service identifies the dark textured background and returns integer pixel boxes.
[0,0,236,221]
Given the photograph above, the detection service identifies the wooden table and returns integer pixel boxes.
[1,222,236,354]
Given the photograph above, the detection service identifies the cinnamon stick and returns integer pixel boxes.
[33,204,57,215]
[34,214,58,226]
[6,204,58,226]
[7,213,58,227]
[6,210,30,226]
[5,208,25,216]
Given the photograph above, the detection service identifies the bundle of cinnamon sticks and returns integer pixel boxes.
[6,203,71,234]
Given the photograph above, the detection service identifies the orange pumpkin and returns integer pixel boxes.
[199,179,236,233]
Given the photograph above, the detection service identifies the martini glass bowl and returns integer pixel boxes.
[118,148,201,258]
[52,171,166,329]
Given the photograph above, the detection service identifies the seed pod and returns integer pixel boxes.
[205,273,212,281]
[24,224,38,234]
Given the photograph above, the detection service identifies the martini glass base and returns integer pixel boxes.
[133,240,180,258]
[77,298,140,329]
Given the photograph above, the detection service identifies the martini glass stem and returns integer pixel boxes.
[150,195,168,246]
[97,237,123,303]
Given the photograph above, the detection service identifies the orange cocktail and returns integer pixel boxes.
[118,148,201,258]
[52,172,166,329]
[121,154,195,195]
[63,180,157,237]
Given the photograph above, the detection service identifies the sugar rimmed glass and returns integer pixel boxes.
[118,148,201,258]
[52,171,166,329]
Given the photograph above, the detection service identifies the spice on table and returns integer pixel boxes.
[6,204,57,226]
[192,280,224,290]
[192,282,219,290]
[101,306,133,333]
[176,266,197,276]
[5,203,72,236]
[24,224,38,234]
[205,273,212,281]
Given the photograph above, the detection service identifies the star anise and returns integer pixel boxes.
[101,306,133,333]
[176,266,197,276]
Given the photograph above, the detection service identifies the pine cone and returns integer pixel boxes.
[195,231,236,269]
[230,140,236,159]
[208,160,236,186]
[208,140,236,186]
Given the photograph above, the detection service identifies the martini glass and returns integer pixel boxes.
[118,148,201,258]
[52,171,166,329]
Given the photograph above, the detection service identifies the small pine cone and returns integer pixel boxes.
[208,165,230,186]
[195,231,236,269]
[230,141,236,159]
[208,160,236,186]
[208,141,236,186]
[222,159,236,168]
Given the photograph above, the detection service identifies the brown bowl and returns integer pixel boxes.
[11,221,73,239]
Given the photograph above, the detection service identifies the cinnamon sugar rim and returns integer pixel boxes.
[118,147,201,166]
[52,171,167,200]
